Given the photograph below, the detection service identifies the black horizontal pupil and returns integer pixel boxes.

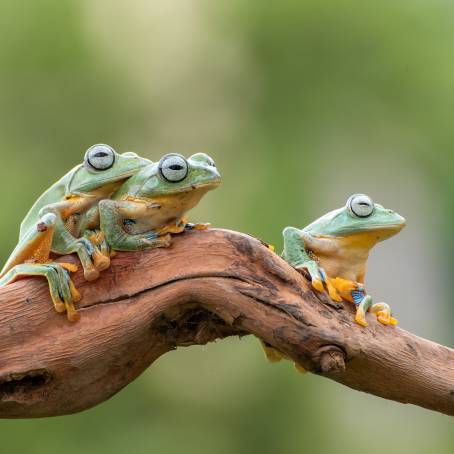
[95,152,108,158]
[169,164,183,170]
[358,202,370,206]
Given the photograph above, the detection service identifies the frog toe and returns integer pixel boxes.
[157,233,172,247]
[325,278,343,302]
[84,268,100,281]
[92,250,111,272]
[260,340,284,363]
[49,264,80,321]
[354,313,368,327]
[84,229,111,272]
[66,306,80,322]
[143,232,172,248]
[58,262,78,273]
[69,280,82,303]
[298,261,326,293]
[312,278,325,293]
[376,311,398,326]
[294,362,307,374]
[191,222,211,230]
[371,303,397,326]
[52,297,66,313]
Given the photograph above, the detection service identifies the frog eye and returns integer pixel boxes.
[347,194,374,218]
[84,144,116,171]
[159,154,188,182]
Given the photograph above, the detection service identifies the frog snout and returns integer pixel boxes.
[202,167,222,186]
[393,212,406,227]
[211,168,221,181]
[386,209,405,224]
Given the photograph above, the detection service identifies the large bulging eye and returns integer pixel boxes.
[347,194,374,217]
[85,144,116,171]
[159,154,188,182]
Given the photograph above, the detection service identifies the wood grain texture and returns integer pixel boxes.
[0,229,452,418]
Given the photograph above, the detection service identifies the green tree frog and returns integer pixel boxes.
[0,149,221,322]
[98,152,221,251]
[282,194,406,327]
[0,144,151,320]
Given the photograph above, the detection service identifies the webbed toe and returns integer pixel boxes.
[354,312,368,327]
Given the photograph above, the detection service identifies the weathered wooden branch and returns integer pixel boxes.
[0,229,452,418]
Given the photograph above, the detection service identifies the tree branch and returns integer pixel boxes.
[0,229,452,418]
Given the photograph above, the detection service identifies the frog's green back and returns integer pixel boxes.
[18,149,152,239]
[19,166,80,239]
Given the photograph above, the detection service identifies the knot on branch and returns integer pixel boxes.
[314,346,347,374]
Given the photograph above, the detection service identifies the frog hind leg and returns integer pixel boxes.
[260,340,285,363]
[370,302,398,326]
[353,291,373,327]
[259,340,307,374]
[0,213,80,321]
[0,262,79,321]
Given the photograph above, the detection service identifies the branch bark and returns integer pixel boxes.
[0,229,452,418]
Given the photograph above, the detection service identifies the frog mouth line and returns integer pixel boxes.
[315,223,406,238]
[163,179,221,194]
[358,222,406,231]
[189,180,222,190]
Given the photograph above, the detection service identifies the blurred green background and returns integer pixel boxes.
[0,0,453,453]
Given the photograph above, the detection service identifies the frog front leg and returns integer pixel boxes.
[99,199,172,251]
[40,201,108,280]
[282,227,340,299]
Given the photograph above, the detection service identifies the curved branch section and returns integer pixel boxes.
[0,229,452,418]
